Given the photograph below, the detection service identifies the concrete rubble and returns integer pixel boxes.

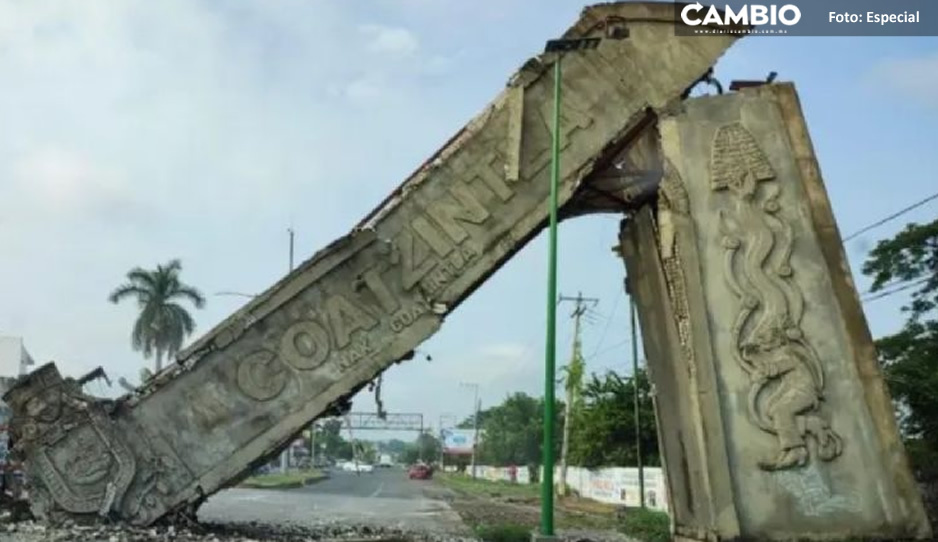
[0,520,636,542]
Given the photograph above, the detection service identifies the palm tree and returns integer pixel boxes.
[108,259,206,373]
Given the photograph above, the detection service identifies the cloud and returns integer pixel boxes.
[359,24,419,57]
[345,77,385,101]
[10,147,136,217]
[867,52,938,108]
[432,342,537,387]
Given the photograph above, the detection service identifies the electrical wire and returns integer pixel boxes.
[588,289,622,359]
[589,338,630,359]
[843,191,938,242]
[861,277,931,303]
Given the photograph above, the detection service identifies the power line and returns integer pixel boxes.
[589,288,622,359]
[843,191,938,242]
[589,338,630,359]
[861,277,930,303]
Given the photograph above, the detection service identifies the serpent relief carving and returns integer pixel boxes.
[710,122,843,471]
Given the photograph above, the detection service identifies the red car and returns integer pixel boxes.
[408,464,433,480]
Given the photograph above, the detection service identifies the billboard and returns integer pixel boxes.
[441,428,476,455]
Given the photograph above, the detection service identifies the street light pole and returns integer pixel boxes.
[631,297,645,508]
[538,35,602,539]
[540,44,565,541]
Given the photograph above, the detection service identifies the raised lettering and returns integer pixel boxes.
[390,301,431,332]
[463,151,514,202]
[419,243,480,295]
[411,216,452,257]
[236,350,288,401]
[526,89,593,175]
[427,184,490,244]
[360,266,400,314]
[326,294,378,349]
[394,228,438,291]
[336,335,374,371]
[280,319,331,370]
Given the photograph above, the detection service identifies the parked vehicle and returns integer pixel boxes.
[408,463,433,480]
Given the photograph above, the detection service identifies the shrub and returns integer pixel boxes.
[474,523,531,542]
[619,507,670,542]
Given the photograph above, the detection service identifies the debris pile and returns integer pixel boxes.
[0,520,482,542]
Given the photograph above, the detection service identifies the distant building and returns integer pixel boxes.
[0,336,36,464]
[0,336,36,377]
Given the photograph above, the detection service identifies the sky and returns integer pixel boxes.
[0,1,936,443]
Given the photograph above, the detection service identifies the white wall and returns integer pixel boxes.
[553,466,668,512]
[465,465,669,513]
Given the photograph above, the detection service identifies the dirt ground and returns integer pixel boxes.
[431,476,633,542]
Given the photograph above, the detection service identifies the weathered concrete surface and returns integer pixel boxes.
[3,1,740,527]
[619,83,932,540]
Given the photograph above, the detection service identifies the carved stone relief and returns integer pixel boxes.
[4,365,138,518]
[710,122,843,471]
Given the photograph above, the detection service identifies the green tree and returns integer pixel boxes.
[473,392,563,469]
[862,219,938,480]
[108,259,205,373]
[317,419,352,461]
[568,369,659,468]
[401,432,441,464]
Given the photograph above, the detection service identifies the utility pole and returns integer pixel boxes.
[282,227,296,473]
[627,280,645,508]
[345,414,361,476]
[288,227,295,271]
[439,413,457,471]
[309,421,317,468]
[460,382,480,478]
[557,292,597,497]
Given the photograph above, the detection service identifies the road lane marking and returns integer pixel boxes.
[369,483,385,498]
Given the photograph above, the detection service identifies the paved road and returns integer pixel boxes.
[295,466,429,499]
[198,467,468,534]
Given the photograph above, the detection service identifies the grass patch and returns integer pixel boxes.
[619,507,670,542]
[437,473,540,500]
[440,474,619,531]
[240,469,325,489]
[474,523,531,542]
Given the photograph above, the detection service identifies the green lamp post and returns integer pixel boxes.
[539,35,602,539]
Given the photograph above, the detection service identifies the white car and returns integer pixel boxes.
[340,461,373,473]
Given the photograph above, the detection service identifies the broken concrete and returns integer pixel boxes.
[3,1,740,529]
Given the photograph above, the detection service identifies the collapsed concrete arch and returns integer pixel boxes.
[3,3,931,540]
